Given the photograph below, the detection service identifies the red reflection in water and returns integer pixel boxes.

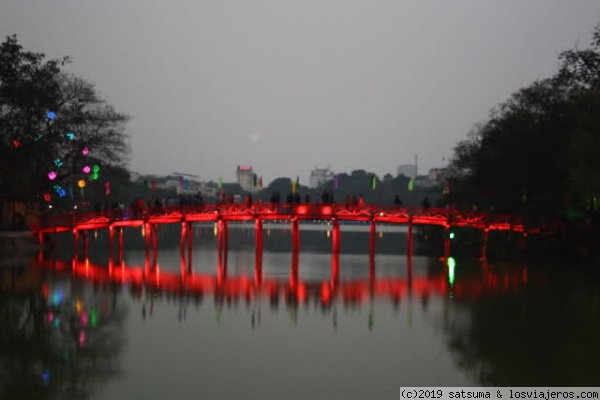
[31,254,531,306]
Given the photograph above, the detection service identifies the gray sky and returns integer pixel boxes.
[1,1,599,184]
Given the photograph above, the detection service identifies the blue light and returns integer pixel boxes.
[66,132,75,140]
[41,370,51,386]
[50,290,63,306]
[47,111,56,120]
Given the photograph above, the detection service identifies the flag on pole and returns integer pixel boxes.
[408,178,415,192]
[371,176,377,190]
[217,176,223,189]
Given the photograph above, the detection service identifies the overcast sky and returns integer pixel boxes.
[1,1,599,184]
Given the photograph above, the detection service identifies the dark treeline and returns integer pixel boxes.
[445,24,600,224]
[440,24,600,259]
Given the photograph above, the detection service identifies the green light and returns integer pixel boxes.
[92,164,100,172]
[449,232,455,239]
[447,257,456,285]
[90,309,97,328]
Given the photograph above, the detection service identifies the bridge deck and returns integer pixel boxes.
[34,203,526,234]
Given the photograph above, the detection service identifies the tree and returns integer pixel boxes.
[445,24,600,220]
[0,35,130,204]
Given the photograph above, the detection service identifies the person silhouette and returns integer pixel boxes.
[421,197,431,210]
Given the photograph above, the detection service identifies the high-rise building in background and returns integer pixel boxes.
[309,166,335,188]
[236,165,258,192]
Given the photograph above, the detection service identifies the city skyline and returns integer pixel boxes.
[1,1,599,184]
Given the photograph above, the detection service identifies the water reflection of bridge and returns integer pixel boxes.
[35,204,530,264]
[32,253,530,305]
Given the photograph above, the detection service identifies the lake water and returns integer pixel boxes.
[1,225,600,399]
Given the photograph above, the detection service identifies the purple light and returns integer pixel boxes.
[82,147,89,155]
[83,166,91,174]
[48,171,57,180]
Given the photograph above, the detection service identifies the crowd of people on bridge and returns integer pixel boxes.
[92,191,434,220]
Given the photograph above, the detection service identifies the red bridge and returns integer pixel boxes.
[33,203,530,262]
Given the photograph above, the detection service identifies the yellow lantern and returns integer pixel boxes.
[77,179,86,188]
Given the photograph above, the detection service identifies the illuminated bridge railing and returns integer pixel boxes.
[34,203,527,233]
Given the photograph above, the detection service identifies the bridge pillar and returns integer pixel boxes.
[180,222,188,259]
[217,219,228,276]
[291,250,299,289]
[73,229,79,261]
[217,222,228,285]
[331,250,339,291]
[118,227,124,264]
[406,216,414,259]
[369,252,375,288]
[331,219,340,254]
[187,223,193,274]
[369,220,376,255]
[180,222,193,275]
[255,219,263,285]
[108,225,115,264]
[144,245,150,277]
[291,218,300,253]
[223,221,229,262]
[480,228,489,261]
[407,251,413,293]
[82,230,89,259]
[151,225,158,271]
[443,225,451,260]
[144,222,152,270]
[108,251,114,277]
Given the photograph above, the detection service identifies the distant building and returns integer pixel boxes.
[309,166,335,188]
[427,168,447,183]
[414,168,448,189]
[397,164,417,179]
[236,165,258,192]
